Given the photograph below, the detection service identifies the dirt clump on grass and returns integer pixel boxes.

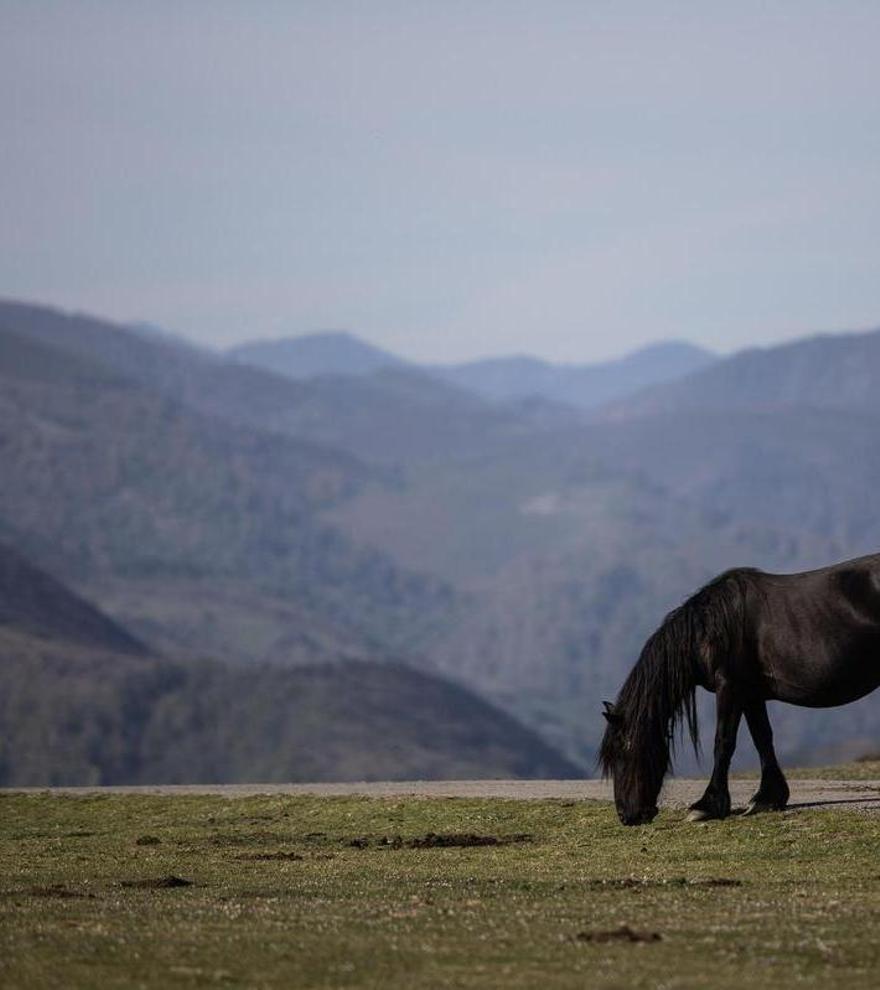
[349,832,533,849]
[410,832,533,848]
[574,924,662,944]
[120,875,193,889]
[235,851,303,861]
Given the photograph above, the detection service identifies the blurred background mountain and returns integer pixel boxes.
[2,298,880,783]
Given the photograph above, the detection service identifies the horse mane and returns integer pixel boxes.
[599,569,751,783]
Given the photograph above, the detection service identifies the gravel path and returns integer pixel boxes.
[8,778,880,812]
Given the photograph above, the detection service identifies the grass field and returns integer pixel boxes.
[2,792,880,989]
[784,759,880,780]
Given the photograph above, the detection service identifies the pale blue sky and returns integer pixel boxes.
[2,2,878,362]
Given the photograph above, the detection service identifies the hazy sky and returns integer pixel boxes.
[2,2,878,363]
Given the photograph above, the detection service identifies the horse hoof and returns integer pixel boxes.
[687,809,711,822]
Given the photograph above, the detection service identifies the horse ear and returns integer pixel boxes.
[602,701,621,724]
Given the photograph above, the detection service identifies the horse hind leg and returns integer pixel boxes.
[741,699,790,816]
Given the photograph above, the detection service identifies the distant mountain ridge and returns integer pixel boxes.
[428,340,716,409]
[230,331,406,379]
[598,328,880,420]
[0,299,564,466]
[227,330,716,410]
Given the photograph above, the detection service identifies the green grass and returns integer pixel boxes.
[3,794,880,989]
[734,760,880,781]
[787,759,880,780]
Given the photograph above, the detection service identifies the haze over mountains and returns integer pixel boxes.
[600,328,880,419]
[2,297,880,782]
[229,331,716,410]
[231,332,405,379]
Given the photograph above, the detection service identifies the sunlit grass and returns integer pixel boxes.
[2,793,880,988]
[733,759,880,781]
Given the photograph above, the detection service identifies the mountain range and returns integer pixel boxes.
[2,296,880,779]
[600,328,880,419]
[229,329,716,410]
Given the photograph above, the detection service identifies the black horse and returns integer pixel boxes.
[599,553,880,826]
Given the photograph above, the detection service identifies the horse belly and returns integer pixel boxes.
[767,631,880,708]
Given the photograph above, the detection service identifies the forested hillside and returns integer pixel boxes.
[0,320,455,662]
[0,545,579,785]
[0,541,145,656]
[0,630,580,786]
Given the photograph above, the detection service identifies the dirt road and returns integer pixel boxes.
[9,778,880,812]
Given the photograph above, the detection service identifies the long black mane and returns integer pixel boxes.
[599,570,750,788]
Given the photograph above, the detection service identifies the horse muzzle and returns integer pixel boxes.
[618,806,659,826]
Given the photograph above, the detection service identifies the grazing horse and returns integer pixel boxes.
[599,553,880,826]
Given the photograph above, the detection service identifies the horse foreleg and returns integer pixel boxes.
[741,699,790,815]
[687,677,741,822]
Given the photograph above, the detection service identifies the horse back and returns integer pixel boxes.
[834,561,880,619]
[746,554,880,707]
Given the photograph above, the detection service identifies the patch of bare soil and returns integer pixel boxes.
[235,851,303,861]
[349,832,533,849]
[574,924,662,943]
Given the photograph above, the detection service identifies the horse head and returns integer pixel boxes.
[600,701,662,826]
